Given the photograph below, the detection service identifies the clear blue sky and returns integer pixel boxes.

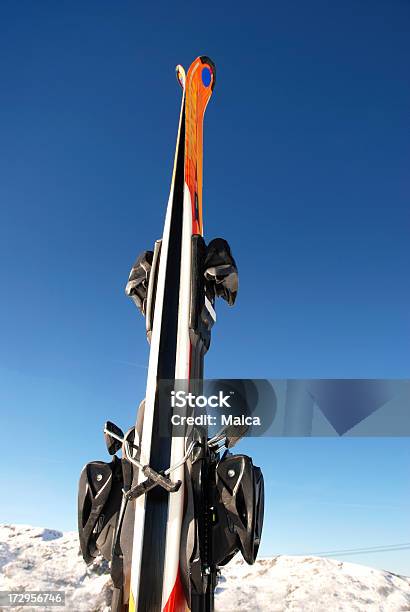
[0,1,409,575]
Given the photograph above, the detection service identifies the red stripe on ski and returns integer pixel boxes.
[163,569,187,612]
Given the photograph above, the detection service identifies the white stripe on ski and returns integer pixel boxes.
[129,85,186,608]
[161,182,193,607]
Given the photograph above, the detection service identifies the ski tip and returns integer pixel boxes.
[199,56,216,90]
[175,64,186,90]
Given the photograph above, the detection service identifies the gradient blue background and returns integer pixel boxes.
[0,1,409,574]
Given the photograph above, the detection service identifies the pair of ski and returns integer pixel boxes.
[78,56,264,612]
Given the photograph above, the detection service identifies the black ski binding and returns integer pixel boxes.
[211,452,264,566]
[204,238,238,306]
[125,250,153,316]
[78,455,123,564]
[125,237,238,321]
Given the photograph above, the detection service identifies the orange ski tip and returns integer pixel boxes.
[176,64,186,89]
[199,55,216,90]
[187,56,216,92]
[184,55,216,236]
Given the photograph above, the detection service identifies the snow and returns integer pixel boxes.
[0,524,409,611]
[216,556,410,611]
[0,525,111,612]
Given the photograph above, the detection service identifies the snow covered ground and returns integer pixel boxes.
[217,555,410,611]
[1,524,409,611]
